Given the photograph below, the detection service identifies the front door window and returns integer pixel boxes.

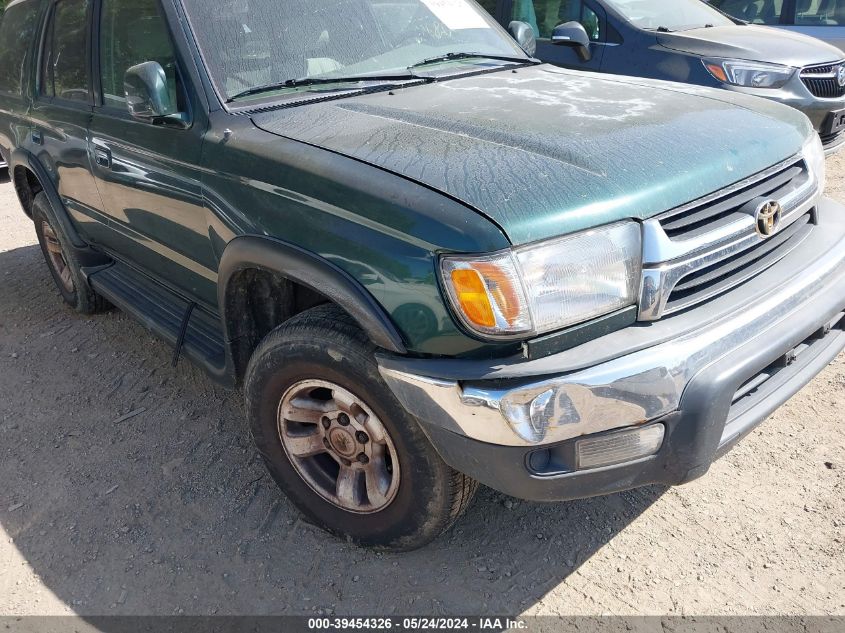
[99,0,184,114]
[511,0,601,40]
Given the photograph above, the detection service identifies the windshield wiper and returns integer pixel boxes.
[227,74,432,103]
[408,52,535,70]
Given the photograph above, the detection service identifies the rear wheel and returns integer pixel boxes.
[245,305,478,550]
[32,193,109,314]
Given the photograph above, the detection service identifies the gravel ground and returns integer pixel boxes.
[0,154,843,618]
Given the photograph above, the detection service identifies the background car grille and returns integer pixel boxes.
[800,63,845,99]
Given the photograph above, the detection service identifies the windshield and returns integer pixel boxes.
[604,0,734,31]
[180,0,527,103]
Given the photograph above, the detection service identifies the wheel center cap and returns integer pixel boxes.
[328,428,357,458]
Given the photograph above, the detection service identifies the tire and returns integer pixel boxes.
[32,192,110,314]
[245,304,478,551]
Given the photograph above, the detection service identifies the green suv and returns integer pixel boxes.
[1,0,844,550]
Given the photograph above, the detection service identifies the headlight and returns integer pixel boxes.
[441,222,642,338]
[803,133,826,194]
[703,59,795,89]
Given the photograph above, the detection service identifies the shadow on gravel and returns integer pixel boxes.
[0,242,665,616]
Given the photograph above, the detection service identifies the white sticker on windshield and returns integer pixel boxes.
[420,0,489,30]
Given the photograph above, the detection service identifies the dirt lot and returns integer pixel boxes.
[0,155,843,618]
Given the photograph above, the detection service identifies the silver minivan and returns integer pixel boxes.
[710,0,845,51]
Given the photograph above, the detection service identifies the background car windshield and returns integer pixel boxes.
[180,0,525,101]
[604,0,734,30]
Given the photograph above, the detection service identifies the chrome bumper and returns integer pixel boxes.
[379,197,845,449]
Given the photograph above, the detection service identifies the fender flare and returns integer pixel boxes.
[10,147,86,248]
[218,235,408,356]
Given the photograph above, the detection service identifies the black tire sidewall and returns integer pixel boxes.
[247,328,454,549]
[33,198,79,308]
[32,193,107,314]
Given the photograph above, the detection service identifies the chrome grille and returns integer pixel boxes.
[638,154,822,321]
[664,212,813,314]
[800,62,845,99]
[658,161,804,240]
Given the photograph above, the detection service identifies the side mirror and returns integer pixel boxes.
[551,21,592,62]
[508,21,537,58]
[124,61,175,122]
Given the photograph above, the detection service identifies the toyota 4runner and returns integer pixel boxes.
[1,0,844,550]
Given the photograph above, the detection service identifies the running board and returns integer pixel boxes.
[87,261,231,385]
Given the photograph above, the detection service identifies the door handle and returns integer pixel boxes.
[93,145,112,169]
[31,130,43,145]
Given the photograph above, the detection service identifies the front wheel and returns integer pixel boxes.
[32,192,109,314]
[245,305,478,550]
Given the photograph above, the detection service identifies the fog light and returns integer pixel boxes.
[575,425,665,470]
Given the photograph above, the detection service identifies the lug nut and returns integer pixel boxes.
[338,413,350,426]
[357,453,369,464]
[356,431,369,444]
[321,416,331,429]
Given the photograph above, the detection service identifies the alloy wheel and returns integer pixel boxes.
[41,221,74,294]
[277,379,401,514]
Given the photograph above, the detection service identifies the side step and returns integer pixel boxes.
[87,261,231,385]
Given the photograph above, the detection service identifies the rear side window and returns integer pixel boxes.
[41,0,91,102]
[0,0,41,95]
[99,0,180,110]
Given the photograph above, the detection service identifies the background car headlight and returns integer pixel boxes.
[803,133,826,194]
[442,222,642,338]
[703,59,795,89]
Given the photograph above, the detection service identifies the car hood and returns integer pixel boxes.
[657,25,843,67]
[253,64,811,246]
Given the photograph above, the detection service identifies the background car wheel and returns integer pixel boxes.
[32,193,110,315]
[245,304,478,551]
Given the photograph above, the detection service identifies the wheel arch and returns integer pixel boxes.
[9,149,82,242]
[218,236,408,382]
[11,149,111,270]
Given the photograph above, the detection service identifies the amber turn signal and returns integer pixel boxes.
[704,63,727,83]
[450,268,496,328]
[441,253,533,336]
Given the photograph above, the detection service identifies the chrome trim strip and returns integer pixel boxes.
[799,60,845,78]
[801,72,839,79]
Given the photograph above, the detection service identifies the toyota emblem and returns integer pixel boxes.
[755,200,783,238]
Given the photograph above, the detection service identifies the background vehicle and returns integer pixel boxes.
[482,0,845,153]
[2,0,845,551]
[707,0,845,51]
